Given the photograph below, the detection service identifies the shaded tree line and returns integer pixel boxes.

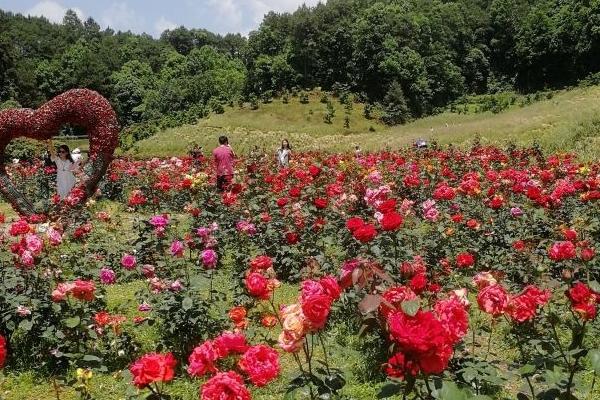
[1,0,600,137]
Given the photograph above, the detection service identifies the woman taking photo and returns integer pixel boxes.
[46,141,80,199]
[277,139,291,168]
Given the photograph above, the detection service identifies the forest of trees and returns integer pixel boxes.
[1,0,600,141]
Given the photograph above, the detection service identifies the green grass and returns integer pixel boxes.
[130,86,600,160]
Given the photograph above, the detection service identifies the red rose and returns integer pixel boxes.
[562,228,577,241]
[385,352,419,379]
[201,371,251,400]
[245,272,271,300]
[379,286,417,318]
[581,247,595,261]
[213,332,248,358]
[548,241,576,261]
[387,310,454,374]
[308,165,321,177]
[238,344,281,387]
[353,223,377,243]
[129,352,176,388]
[301,294,333,330]
[380,212,404,231]
[434,297,469,343]
[249,255,273,271]
[187,341,218,377]
[455,252,475,268]
[285,231,300,245]
[71,279,96,301]
[409,273,427,294]
[512,240,526,252]
[477,284,509,317]
[377,199,397,214]
[345,217,365,232]
[289,187,302,197]
[319,275,341,300]
[313,197,328,209]
[567,282,599,320]
[0,335,6,368]
[276,198,288,207]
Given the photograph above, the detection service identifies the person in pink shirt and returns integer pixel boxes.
[212,135,236,191]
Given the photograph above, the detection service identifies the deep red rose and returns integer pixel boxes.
[380,212,404,231]
[285,231,300,245]
[245,272,271,300]
[129,352,176,388]
[455,252,475,268]
[308,165,322,177]
[301,294,333,330]
[213,332,248,358]
[409,273,427,294]
[377,199,397,214]
[385,352,419,379]
[0,335,6,368]
[319,275,341,300]
[313,197,328,209]
[548,241,576,261]
[345,217,365,232]
[353,223,377,243]
[512,240,526,252]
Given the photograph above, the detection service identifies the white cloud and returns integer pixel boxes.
[154,16,178,36]
[185,0,324,36]
[26,1,85,24]
[100,2,146,33]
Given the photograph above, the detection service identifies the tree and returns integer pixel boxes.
[381,81,410,125]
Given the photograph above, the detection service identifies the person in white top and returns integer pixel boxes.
[277,139,291,168]
[46,141,80,199]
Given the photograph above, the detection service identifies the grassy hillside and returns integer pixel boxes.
[131,87,600,159]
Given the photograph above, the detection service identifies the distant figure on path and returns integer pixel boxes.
[354,144,362,159]
[213,136,235,192]
[189,143,204,169]
[277,139,291,168]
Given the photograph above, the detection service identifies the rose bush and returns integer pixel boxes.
[0,144,598,399]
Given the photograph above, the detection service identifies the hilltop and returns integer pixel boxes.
[130,86,600,160]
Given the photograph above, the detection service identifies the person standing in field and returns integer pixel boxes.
[213,135,235,192]
[277,139,291,168]
[46,141,80,199]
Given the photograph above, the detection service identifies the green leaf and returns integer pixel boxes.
[401,299,420,317]
[182,297,193,311]
[18,319,33,332]
[588,281,600,294]
[588,349,600,373]
[519,364,536,375]
[377,383,403,399]
[64,316,81,328]
[82,354,101,362]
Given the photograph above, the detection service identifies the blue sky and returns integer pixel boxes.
[0,0,323,37]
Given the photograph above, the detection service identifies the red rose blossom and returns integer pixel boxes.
[201,371,251,400]
[129,352,176,388]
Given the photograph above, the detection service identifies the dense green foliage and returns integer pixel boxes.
[1,0,600,136]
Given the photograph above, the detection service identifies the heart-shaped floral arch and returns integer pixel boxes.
[0,89,120,217]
